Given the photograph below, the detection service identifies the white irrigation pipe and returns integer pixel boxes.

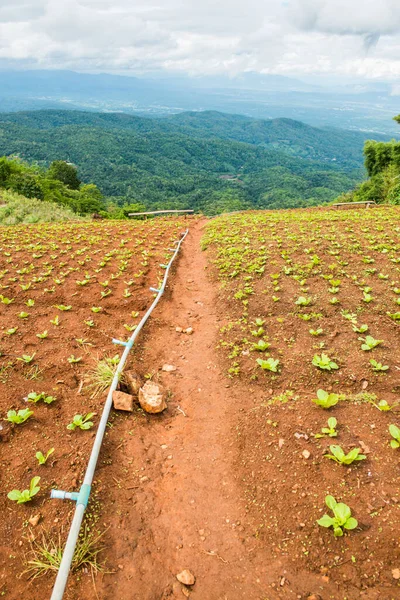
[49,228,189,600]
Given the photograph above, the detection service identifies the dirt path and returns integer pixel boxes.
[90,221,323,600]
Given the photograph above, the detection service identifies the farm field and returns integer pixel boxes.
[0,217,187,598]
[203,206,400,598]
[1,206,400,600]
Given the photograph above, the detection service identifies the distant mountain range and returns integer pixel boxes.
[0,108,375,213]
[0,70,398,135]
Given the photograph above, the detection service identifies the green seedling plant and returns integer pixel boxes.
[324,445,366,465]
[317,495,358,537]
[359,336,383,351]
[312,354,338,371]
[309,328,323,336]
[67,355,83,364]
[36,448,55,465]
[295,296,312,306]
[256,358,280,372]
[352,324,368,334]
[371,399,398,412]
[370,359,389,372]
[253,340,270,351]
[27,392,56,404]
[315,417,338,438]
[5,327,18,335]
[36,330,49,339]
[54,305,71,311]
[50,316,60,326]
[7,476,41,504]
[6,408,33,424]
[312,389,339,408]
[17,353,36,364]
[91,306,102,313]
[18,312,29,319]
[67,413,95,431]
[389,424,400,448]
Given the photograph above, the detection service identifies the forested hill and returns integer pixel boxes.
[0,109,375,214]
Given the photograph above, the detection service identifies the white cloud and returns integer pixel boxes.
[1,0,400,79]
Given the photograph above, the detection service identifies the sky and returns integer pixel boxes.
[1,0,400,81]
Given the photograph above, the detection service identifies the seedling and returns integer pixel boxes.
[26,299,35,307]
[324,445,366,465]
[315,417,338,438]
[251,327,264,337]
[312,389,339,409]
[18,312,29,319]
[317,495,358,537]
[50,315,60,326]
[67,413,95,431]
[67,355,82,364]
[309,328,323,336]
[5,327,18,335]
[36,448,55,465]
[84,319,95,327]
[371,399,397,411]
[256,358,280,372]
[253,340,270,352]
[363,292,373,303]
[17,353,36,364]
[312,354,338,371]
[36,330,49,339]
[6,408,33,424]
[27,392,56,404]
[91,306,102,313]
[352,324,368,334]
[389,424,400,448]
[370,359,389,372]
[7,476,41,504]
[295,296,312,306]
[359,336,383,351]
[0,295,14,304]
[54,305,72,311]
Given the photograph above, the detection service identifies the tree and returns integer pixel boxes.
[47,161,81,190]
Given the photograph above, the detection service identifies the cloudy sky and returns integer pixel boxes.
[1,0,400,80]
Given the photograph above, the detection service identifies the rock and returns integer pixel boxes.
[185,327,194,335]
[361,379,369,390]
[176,570,195,586]
[302,449,311,459]
[278,438,285,449]
[124,371,143,396]
[162,364,177,372]
[29,514,41,527]
[176,327,183,333]
[112,390,134,412]
[182,586,191,597]
[307,595,322,600]
[138,381,167,414]
[392,568,400,580]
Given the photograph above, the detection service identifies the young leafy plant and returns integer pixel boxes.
[67,413,95,431]
[352,324,368,334]
[312,389,339,409]
[317,495,358,537]
[256,358,280,373]
[36,330,49,340]
[315,417,338,438]
[27,392,56,404]
[324,445,366,465]
[309,328,323,336]
[17,353,36,364]
[312,354,338,371]
[369,359,389,372]
[359,336,383,351]
[295,296,312,306]
[389,424,400,449]
[36,448,55,465]
[67,355,83,364]
[6,408,33,424]
[253,340,270,352]
[7,476,41,504]
[371,399,397,412]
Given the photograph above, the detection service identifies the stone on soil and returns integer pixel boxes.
[176,570,195,586]
[112,390,134,412]
[162,364,177,372]
[124,370,143,396]
[139,381,167,413]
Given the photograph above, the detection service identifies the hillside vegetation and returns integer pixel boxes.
[0,110,365,214]
[340,114,400,205]
[0,188,82,225]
